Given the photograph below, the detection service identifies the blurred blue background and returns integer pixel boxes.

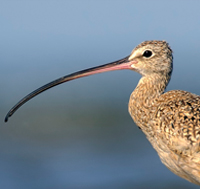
[1,1,200,188]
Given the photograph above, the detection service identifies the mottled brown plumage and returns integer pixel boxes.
[128,41,200,185]
[5,40,200,185]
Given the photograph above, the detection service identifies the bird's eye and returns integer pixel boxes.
[143,50,153,58]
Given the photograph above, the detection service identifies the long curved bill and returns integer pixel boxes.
[5,55,135,122]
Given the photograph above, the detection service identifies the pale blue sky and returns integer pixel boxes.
[2,1,200,106]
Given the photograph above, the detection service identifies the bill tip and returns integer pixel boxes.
[4,116,9,123]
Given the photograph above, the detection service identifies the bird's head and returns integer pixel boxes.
[129,41,173,76]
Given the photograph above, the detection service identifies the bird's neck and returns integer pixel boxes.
[128,73,171,131]
[132,73,170,102]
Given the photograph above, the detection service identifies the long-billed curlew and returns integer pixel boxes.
[5,41,200,185]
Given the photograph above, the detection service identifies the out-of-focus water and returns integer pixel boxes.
[1,102,199,189]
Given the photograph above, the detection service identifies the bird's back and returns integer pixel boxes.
[151,90,200,185]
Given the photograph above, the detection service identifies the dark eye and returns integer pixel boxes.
[143,50,152,58]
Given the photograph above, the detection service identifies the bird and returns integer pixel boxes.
[4,40,200,185]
